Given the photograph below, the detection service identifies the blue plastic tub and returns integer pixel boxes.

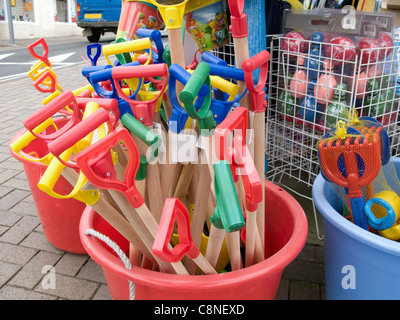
[313,157,400,300]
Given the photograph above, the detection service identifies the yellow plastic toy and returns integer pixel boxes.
[364,190,400,240]
[102,37,153,66]
[9,118,57,166]
[37,102,109,205]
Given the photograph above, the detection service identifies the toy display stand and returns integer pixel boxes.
[266,35,400,188]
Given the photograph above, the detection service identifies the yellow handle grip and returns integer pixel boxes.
[37,145,100,205]
[75,101,99,151]
[210,75,239,101]
[150,1,188,30]
[187,69,238,101]
[9,118,56,166]
[42,84,94,106]
[28,60,47,81]
[37,103,106,205]
[102,38,152,66]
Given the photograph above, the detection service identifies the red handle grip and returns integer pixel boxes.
[27,38,51,67]
[153,198,199,263]
[227,0,247,38]
[112,64,167,82]
[48,108,110,158]
[76,97,120,129]
[32,70,56,93]
[22,91,80,140]
[242,50,270,112]
[75,127,144,208]
[214,106,248,162]
[227,0,244,17]
[112,64,168,126]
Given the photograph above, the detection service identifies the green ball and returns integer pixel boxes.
[326,100,350,128]
[278,91,296,116]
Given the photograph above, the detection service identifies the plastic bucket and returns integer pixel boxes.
[184,0,230,52]
[79,180,308,300]
[117,0,164,41]
[9,117,87,254]
[312,157,400,300]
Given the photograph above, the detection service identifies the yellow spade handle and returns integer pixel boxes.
[186,69,238,101]
[210,75,239,101]
[151,1,187,30]
[10,118,56,166]
[28,63,63,92]
[28,60,48,81]
[42,84,94,106]
[36,102,105,205]
[75,101,100,151]
[37,144,99,205]
[102,38,152,66]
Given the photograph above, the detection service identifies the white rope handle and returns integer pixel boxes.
[85,228,135,300]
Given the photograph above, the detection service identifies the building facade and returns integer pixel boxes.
[0,0,82,39]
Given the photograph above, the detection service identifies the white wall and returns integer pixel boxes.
[0,0,83,39]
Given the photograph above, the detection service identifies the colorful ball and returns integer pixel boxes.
[358,37,380,64]
[281,31,308,57]
[325,36,356,64]
[378,32,393,60]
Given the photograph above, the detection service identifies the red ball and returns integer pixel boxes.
[358,37,379,64]
[325,36,356,64]
[281,31,307,57]
[378,32,393,60]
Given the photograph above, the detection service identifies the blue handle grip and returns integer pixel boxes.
[208,64,245,81]
[81,65,111,79]
[201,52,228,66]
[364,198,397,231]
[87,43,101,66]
[136,28,165,64]
[350,197,369,230]
[89,68,117,99]
[168,104,188,134]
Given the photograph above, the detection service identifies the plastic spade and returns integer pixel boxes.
[29,64,63,93]
[74,126,188,274]
[227,0,250,108]
[113,63,168,221]
[214,107,263,266]
[22,90,81,141]
[39,104,108,205]
[112,63,168,126]
[242,51,269,255]
[27,38,52,67]
[177,62,216,274]
[102,37,153,67]
[10,118,58,166]
[136,28,166,64]
[153,198,217,274]
[204,59,247,124]
[87,43,102,66]
[47,109,154,266]
[208,160,245,271]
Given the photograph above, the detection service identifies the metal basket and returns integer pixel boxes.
[266,34,400,188]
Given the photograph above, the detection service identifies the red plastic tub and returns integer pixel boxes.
[80,180,308,300]
[9,117,87,254]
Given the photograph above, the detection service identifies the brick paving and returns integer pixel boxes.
[0,37,325,300]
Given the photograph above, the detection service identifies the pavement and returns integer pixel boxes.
[0,36,326,300]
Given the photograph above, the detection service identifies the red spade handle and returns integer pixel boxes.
[153,198,199,263]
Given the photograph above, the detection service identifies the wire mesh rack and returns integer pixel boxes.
[266,33,400,189]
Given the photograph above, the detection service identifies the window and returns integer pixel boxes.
[54,0,77,23]
[0,0,36,22]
